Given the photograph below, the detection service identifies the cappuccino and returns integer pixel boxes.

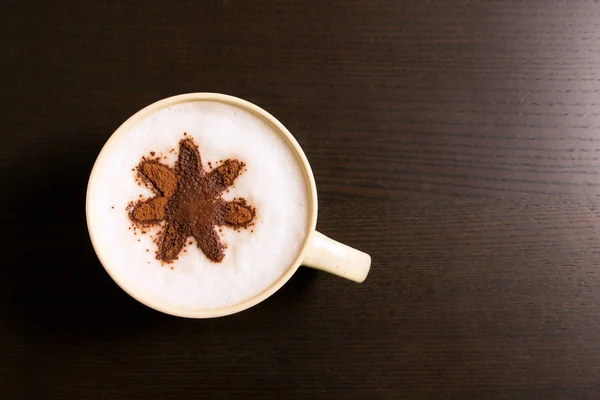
[87,101,311,310]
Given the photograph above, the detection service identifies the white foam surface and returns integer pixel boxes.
[88,101,310,310]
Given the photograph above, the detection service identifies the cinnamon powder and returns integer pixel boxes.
[128,138,256,263]
[139,162,178,197]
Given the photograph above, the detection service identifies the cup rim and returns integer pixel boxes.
[86,93,318,318]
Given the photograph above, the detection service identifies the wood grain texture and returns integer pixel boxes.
[3,0,600,399]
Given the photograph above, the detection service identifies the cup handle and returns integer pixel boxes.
[302,231,371,283]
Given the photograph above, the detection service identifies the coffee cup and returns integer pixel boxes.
[86,93,371,318]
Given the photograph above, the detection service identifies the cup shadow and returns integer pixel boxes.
[268,267,319,304]
[1,147,166,343]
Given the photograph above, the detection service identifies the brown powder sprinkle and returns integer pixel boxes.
[128,136,256,264]
[138,161,178,197]
[131,197,167,223]
[216,160,244,186]
[223,199,255,226]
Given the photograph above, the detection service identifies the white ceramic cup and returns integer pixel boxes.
[86,93,371,318]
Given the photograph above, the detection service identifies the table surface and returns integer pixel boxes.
[3,1,600,399]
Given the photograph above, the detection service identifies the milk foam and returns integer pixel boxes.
[88,101,311,310]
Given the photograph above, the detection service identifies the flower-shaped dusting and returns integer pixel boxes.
[129,136,256,263]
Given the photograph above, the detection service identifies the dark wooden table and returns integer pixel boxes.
[3,1,600,398]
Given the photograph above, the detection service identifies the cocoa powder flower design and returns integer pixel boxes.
[129,136,256,263]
